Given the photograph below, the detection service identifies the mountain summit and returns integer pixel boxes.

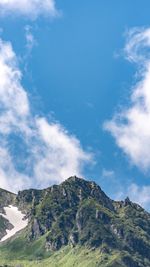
[0,176,150,267]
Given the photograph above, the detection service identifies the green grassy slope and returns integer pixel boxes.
[0,245,134,267]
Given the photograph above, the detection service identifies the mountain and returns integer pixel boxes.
[0,176,150,267]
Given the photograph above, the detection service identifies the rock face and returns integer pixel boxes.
[0,189,16,240]
[0,215,13,240]
[0,188,16,213]
[0,176,150,267]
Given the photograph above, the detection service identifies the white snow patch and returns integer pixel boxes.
[0,205,28,242]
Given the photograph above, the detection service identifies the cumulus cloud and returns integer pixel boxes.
[0,38,92,192]
[0,0,58,19]
[33,118,91,188]
[0,146,31,192]
[0,39,30,135]
[104,27,150,170]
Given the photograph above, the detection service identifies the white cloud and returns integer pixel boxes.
[25,25,37,52]
[0,0,58,19]
[0,146,31,192]
[33,117,91,188]
[0,39,30,135]
[102,168,115,178]
[104,27,150,171]
[0,38,92,192]
[23,26,38,73]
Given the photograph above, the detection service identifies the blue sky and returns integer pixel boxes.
[0,0,150,209]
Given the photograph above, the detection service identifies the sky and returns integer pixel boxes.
[0,1,150,210]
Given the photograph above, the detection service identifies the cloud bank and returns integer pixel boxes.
[0,0,58,19]
[104,27,150,171]
[0,38,92,192]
